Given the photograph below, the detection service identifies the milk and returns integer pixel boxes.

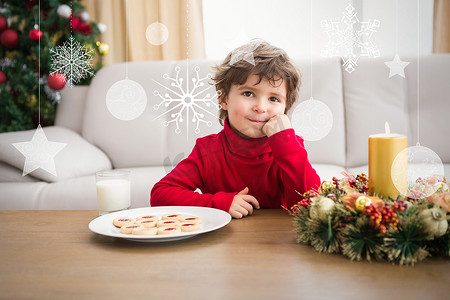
[96,178,131,215]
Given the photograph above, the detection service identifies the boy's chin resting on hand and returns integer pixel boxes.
[262,114,292,137]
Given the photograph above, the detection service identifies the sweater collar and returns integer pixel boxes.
[223,118,271,157]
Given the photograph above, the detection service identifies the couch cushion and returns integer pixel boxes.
[0,177,96,210]
[0,161,39,183]
[343,57,409,168]
[0,126,112,182]
[0,182,47,209]
[290,58,346,166]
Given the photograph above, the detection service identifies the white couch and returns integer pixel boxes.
[1,55,449,210]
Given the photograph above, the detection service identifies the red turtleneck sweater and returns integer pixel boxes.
[150,119,320,212]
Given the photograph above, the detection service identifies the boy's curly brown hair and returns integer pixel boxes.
[213,40,301,125]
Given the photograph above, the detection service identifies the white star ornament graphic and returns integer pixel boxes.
[229,39,264,66]
[12,125,67,176]
[384,54,410,78]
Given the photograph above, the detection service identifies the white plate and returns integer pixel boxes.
[88,206,231,242]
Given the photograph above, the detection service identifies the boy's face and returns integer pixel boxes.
[221,73,287,139]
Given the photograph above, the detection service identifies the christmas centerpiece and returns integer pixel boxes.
[290,172,450,266]
[290,121,449,266]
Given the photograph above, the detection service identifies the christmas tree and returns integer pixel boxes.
[0,0,108,132]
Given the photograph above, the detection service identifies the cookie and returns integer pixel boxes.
[136,219,157,228]
[161,213,182,221]
[157,220,180,227]
[113,217,135,228]
[181,216,202,224]
[157,226,181,235]
[180,222,200,232]
[120,224,144,234]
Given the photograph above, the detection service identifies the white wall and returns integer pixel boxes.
[360,0,433,57]
[202,0,434,59]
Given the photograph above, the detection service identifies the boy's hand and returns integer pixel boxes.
[229,187,260,219]
[262,114,292,137]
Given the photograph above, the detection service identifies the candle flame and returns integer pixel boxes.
[385,122,390,134]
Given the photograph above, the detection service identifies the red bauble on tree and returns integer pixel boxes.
[1,29,19,48]
[0,16,7,33]
[0,70,6,84]
[48,73,66,90]
[71,15,93,35]
[29,25,43,41]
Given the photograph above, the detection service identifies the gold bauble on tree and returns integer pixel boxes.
[27,94,37,108]
[96,41,109,56]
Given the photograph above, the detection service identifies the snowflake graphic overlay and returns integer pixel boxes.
[321,4,380,73]
[50,36,94,87]
[153,64,222,135]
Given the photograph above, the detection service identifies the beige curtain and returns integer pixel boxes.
[83,0,206,65]
[434,0,450,53]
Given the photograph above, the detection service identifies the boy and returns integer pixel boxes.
[150,41,320,218]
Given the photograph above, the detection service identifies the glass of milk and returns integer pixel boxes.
[96,170,131,215]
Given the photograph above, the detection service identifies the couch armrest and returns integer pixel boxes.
[55,86,89,134]
[0,126,112,182]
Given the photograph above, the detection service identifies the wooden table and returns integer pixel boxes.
[0,209,449,300]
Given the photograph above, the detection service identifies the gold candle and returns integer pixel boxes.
[368,122,407,199]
